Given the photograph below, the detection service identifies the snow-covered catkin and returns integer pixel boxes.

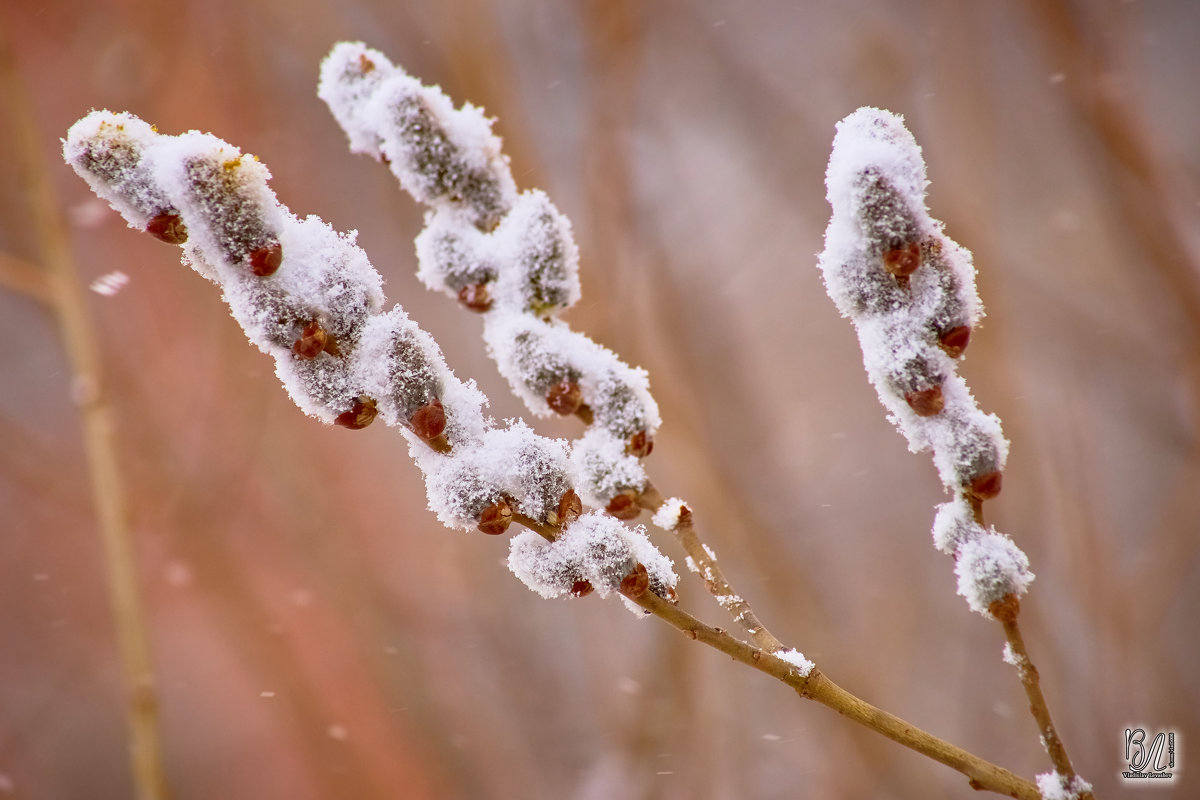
[320,42,665,517]
[64,109,676,608]
[817,107,1032,617]
[818,107,1005,498]
[60,111,188,245]
[318,41,517,231]
[62,111,485,441]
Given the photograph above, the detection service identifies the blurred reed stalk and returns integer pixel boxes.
[0,21,171,800]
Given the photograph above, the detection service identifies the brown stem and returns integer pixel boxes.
[991,595,1091,798]
[640,483,786,652]
[0,250,53,303]
[974,505,1089,796]
[624,589,1040,800]
[510,512,559,541]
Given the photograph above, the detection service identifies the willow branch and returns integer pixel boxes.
[621,586,1040,800]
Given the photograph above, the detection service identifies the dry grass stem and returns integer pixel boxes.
[1,21,170,800]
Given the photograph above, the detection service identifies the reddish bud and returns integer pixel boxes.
[546,381,583,416]
[606,489,641,520]
[626,430,654,458]
[570,580,594,598]
[883,242,921,277]
[409,399,447,442]
[556,489,583,527]
[293,320,328,360]
[620,563,650,598]
[145,213,187,244]
[967,470,1003,500]
[904,386,944,417]
[477,499,513,535]
[248,242,283,276]
[457,283,493,313]
[939,325,971,358]
[335,396,377,430]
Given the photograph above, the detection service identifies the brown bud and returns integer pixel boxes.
[620,563,650,598]
[882,242,921,277]
[292,320,328,359]
[409,399,447,442]
[248,242,283,276]
[626,430,654,458]
[967,470,1003,500]
[904,386,944,417]
[358,54,375,73]
[938,325,971,358]
[145,213,187,244]
[556,489,583,527]
[606,489,641,520]
[546,381,583,416]
[570,580,594,598]
[477,499,513,535]
[457,283,493,313]
[334,396,377,430]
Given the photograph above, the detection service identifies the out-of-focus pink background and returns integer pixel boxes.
[2,1,1197,797]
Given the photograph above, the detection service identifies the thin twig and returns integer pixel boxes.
[621,586,1041,800]
[0,250,52,304]
[0,22,171,800]
[973,502,1089,795]
[991,595,1091,798]
[639,484,786,652]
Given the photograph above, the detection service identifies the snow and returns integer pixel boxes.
[416,191,581,315]
[931,499,982,555]
[421,422,572,530]
[651,498,688,531]
[89,271,129,296]
[775,648,815,677]
[568,427,649,509]
[954,531,1034,617]
[1035,771,1093,800]
[1001,642,1029,678]
[507,511,677,606]
[63,111,178,234]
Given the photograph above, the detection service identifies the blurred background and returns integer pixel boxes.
[1,0,1197,797]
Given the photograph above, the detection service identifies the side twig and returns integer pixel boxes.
[618,583,1040,800]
